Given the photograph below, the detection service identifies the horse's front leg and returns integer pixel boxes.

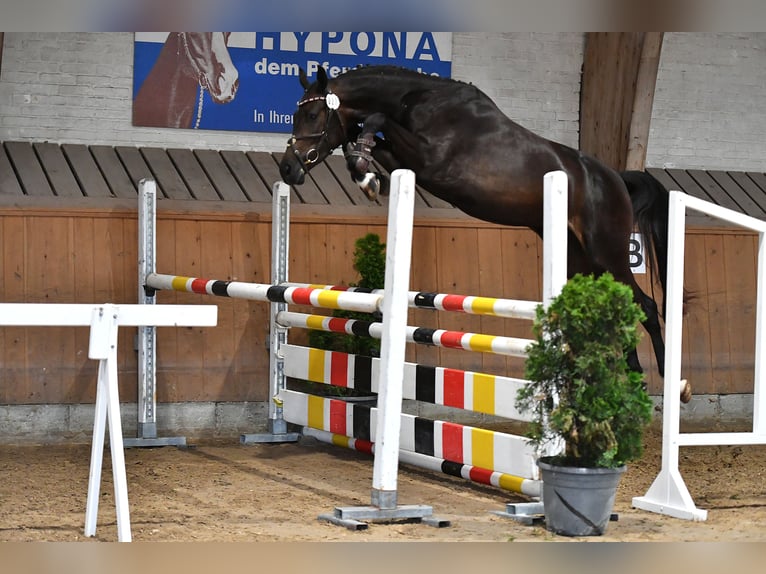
[345,113,386,201]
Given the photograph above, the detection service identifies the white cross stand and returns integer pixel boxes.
[0,303,217,542]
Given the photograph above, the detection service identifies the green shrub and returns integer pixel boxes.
[516,272,653,468]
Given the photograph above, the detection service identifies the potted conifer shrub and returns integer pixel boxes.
[515,272,653,536]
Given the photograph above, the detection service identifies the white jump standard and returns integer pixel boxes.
[632,191,766,521]
[0,302,217,542]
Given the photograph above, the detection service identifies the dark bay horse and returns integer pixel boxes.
[280,65,681,394]
[133,32,239,129]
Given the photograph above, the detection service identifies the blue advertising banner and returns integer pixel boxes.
[132,32,452,133]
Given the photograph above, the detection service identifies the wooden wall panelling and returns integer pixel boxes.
[305,160,354,206]
[220,150,272,203]
[199,219,234,400]
[172,219,205,400]
[247,152,301,203]
[688,169,743,213]
[154,218,181,401]
[722,233,758,392]
[324,155,381,206]
[140,148,193,200]
[682,232,714,394]
[0,144,24,196]
[271,152,327,205]
[703,233,732,393]
[119,213,139,398]
[115,146,156,192]
[708,171,766,218]
[2,215,28,403]
[434,226,483,373]
[166,148,219,201]
[62,144,112,198]
[408,225,440,367]
[4,142,53,196]
[33,142,81,197]
[476,227,512,377]
[91,146,137,199]
[23,216,74,402]
[725,172,766,216]
[194,149,250,202]
[498,228,542,379]
[230,219,270,401]
[70,216,98,403]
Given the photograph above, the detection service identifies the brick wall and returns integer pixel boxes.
[646,32,766,171]
[0,32,584,151]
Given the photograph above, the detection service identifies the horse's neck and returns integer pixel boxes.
[137,35,199,127]
[336,73,425,118]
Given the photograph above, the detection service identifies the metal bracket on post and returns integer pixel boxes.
[240,180,300,445]
[129,179,186,448]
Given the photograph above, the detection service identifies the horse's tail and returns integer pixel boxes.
[620,170,670,316]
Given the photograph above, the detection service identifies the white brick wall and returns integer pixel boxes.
[647,32,766,171]
[0,32,583,152]
[451,32,584,148]
[3,33,763,171]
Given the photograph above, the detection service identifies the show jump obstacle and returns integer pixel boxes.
[138,170,569,529]
[0,303,217,542]
[632,191,766,521]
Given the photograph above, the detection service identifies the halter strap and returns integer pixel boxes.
[289,89,346,150]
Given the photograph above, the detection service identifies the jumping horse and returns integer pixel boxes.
[133,32,239,129]
[279,65,690,401]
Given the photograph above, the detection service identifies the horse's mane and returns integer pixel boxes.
[336,65,470,87]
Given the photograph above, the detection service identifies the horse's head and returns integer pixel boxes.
[280,67,351,185]
[179,32,239,103]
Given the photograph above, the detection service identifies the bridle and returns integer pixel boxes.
[287,91,347,166]
[178,32,209,130]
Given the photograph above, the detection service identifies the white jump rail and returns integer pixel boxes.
[632,190,766,521]
[0,303,217,542]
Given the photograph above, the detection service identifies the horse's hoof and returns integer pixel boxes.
[680,379,692,403]
[359,172,379,201]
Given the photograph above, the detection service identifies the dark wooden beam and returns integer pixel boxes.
[579,33,663,171]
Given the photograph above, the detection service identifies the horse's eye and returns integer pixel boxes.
[308,112,318,121]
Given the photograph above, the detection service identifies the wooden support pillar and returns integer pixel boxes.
[579,32,663,172]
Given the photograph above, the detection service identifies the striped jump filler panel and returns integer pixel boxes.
[285,391,539,497]
[282,344,529,421]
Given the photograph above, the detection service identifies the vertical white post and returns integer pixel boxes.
[84,360,108,538]
[632,191,705,520]
[137,179,157,439]
[84,305,132,541]
[543,170,568,305]
[754,231,766,435]
[269,181,291,434]
[370,169,416,509]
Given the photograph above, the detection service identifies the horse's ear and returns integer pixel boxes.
[316,66,328,92]
[299,68,310,90]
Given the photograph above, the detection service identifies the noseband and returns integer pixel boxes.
[287,91,346,166]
